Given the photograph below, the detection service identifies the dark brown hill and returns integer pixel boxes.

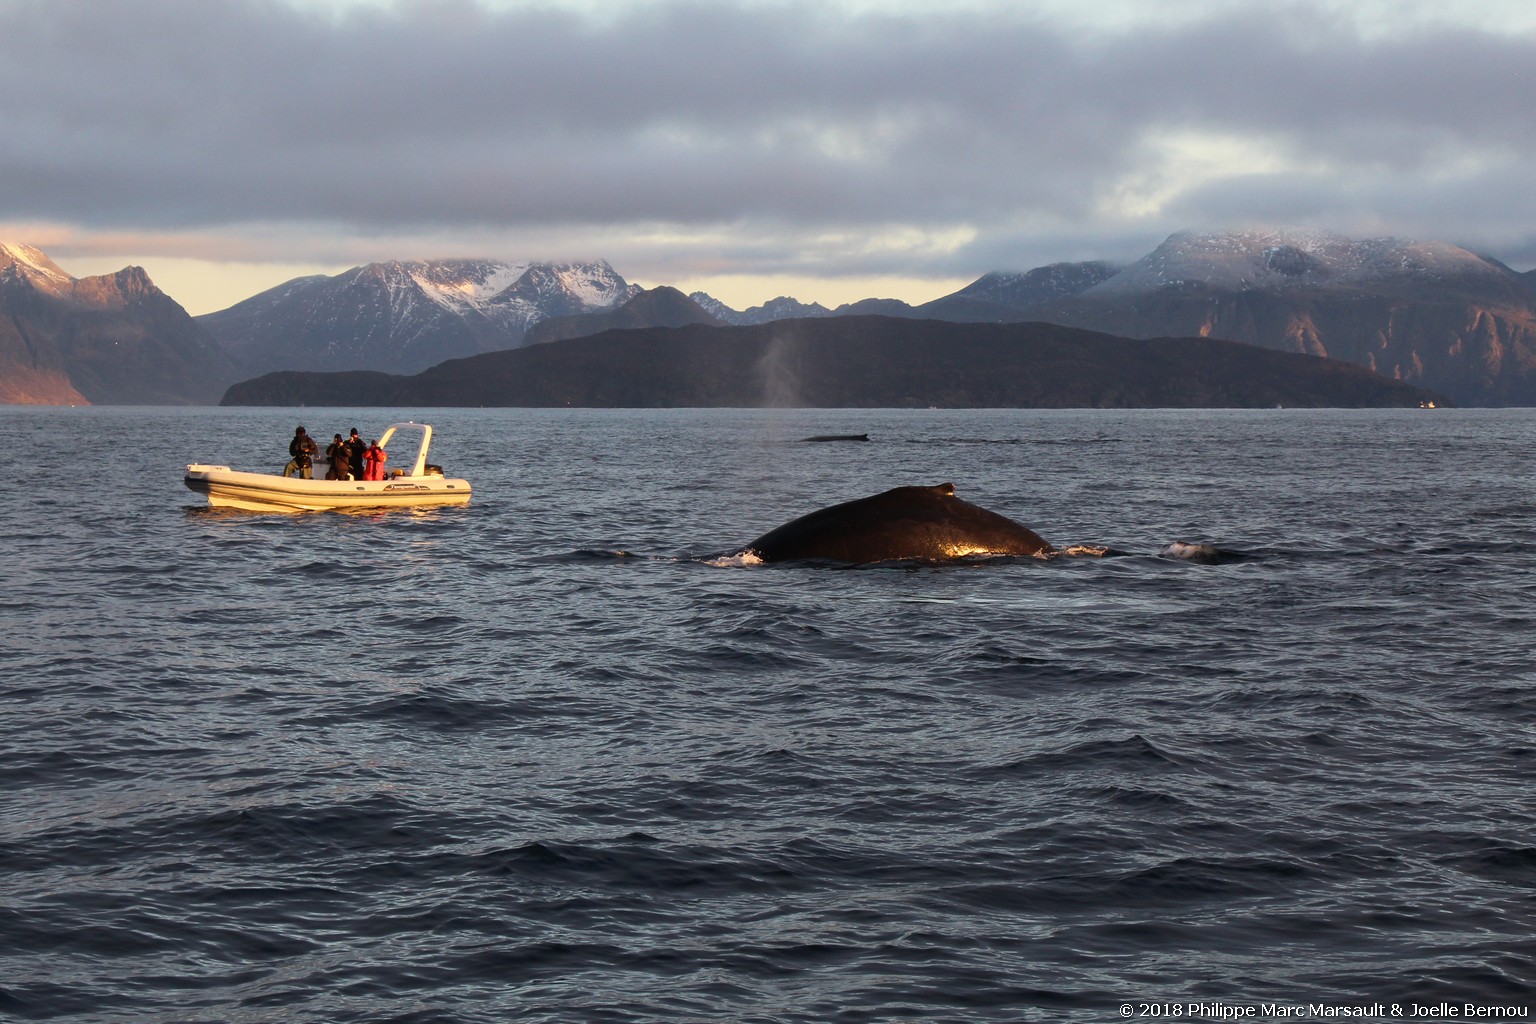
[222,316,1444,409]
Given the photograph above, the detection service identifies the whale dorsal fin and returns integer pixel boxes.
[934,483,956,496]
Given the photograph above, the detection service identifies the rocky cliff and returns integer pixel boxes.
[1015,232,1536,406]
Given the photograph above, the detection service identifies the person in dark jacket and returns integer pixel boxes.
[324,433,350,480]
[346,428,366,482]
[283,426,319,479]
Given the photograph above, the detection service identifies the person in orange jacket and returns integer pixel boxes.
[363,439,388,480]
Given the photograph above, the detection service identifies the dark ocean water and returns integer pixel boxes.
[2,406,1533,1024]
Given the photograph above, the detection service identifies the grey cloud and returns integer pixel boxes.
[2,0,1533,272]
[1169,159,1536,246]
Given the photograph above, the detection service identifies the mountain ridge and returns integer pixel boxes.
[6,230,1536,405]
[523,286,723,345]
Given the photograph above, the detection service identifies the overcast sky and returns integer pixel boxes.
[3,0,1534,313]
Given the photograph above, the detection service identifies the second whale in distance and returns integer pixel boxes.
[736,483,1057,563]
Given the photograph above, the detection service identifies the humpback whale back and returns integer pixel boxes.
[741,483,1056,564]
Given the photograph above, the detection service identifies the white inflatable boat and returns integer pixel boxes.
[184,422,472,512]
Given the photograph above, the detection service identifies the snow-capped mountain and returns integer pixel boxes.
[1026,230,1536,405]
[0,242,75,298]
[688,292,833,326]
[1088,229,1529,302]
[0,244,232,404]
[200,259,642,375]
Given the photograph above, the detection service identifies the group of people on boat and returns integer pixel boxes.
[283,426,388,481]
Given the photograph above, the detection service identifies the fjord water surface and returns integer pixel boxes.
[2,407,1533,1022]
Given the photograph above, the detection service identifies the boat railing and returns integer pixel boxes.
[376,422,436,478]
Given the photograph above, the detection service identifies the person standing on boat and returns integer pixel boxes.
[346,428,366,482]
[363,439,388,480]
[324,433,349,480]
[283,426,319,478]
